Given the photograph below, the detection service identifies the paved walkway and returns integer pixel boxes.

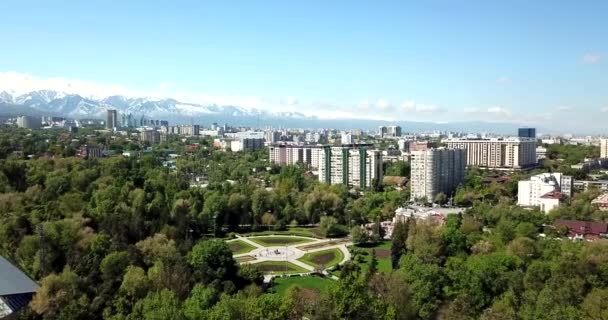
[230,234,352,274]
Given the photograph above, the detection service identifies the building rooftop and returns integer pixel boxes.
[0,256,38,296]
[555,219,608,236]
[540,191,565,200]
[591,193,608,205]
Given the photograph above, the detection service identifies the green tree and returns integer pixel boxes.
[189,239,237,284]
[130,289,184,320]
[391,220,409,269]
[351,226,367,245]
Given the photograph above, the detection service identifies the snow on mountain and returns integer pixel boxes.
[0,89,309,121]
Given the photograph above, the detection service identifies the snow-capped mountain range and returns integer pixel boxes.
[0,89,309,120]
[0,89,536,133]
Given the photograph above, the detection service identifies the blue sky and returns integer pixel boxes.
[0,0,607,130]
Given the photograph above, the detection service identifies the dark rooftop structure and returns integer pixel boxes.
[0,256,38,319]
[554,219,608,240]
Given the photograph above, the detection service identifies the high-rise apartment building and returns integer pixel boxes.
[410,148,466,202]
[518,128,536,138]
[341,133,353,145]
[518,172,572,213]
[140,129,161,144]
[265,130,282,144]
[444,137,536,169]
[269,144,323,168]
[106,109,118,129]
[318,144,383,189]
[601,138,608,158]
[16,116,41,129]
[230,138,264,152]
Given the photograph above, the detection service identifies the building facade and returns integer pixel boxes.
[318,144,383,189]
[387,125,402,137]
[518,172,572,213]
[341,133,353,145]
[518,128,536,138]
[601,138,608,159]
[140,129,161,144]
[409,148,466,202]
[106,109,118,129]
[230,138,264,152]
[269,144,324,168]
[16,116,41,129]
[444,137,536,169]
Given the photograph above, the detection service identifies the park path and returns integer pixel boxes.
[231,235,352,278]
[233,234,264,249]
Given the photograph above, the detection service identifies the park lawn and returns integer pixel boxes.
[249,236,315,247]
[349,241,393,274]
[298,248,344,269]
[240,227,325,238]
[228,240,256,255]
[269,276,334,295]
[253,261,309,274]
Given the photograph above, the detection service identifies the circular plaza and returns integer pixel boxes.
[227,235,351,276]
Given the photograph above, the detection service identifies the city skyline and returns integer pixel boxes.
[1,1,607,131]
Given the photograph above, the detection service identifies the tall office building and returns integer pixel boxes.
[106,109,118,129]
[601,138,608,159]
[378,126,388,137]
[387,125,402,137]
[444,137,536,169]
[318,144,383,189]
[518,128,536,138]
[16,116,41,129]
[410,148,466,202]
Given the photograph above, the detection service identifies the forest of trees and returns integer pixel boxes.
[0,127,607,319]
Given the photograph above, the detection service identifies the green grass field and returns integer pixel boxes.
[240,227,325,238]
[334,241,392,276]
[248,236,315,247]
[298,248,344,269]
[227,240,256,254]
[269,276,334,295]
[253,261,309,274]
[357,241,392,273]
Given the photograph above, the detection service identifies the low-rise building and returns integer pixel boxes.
[0,255,39,319]
[554,219,608,241]
[574,180,608,192]
[518,172,572,213]
[591,193,608,211]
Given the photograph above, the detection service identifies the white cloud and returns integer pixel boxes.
[280,96,298,106]
[496,76,511,85]
[463,106,512,120]
[401,101,442,113]
[601,107,608,113]
[375,98,393,111]
[0,71,148,99]
[582,53,602,64]
[556,106,573,112]
[487,106,512,117]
